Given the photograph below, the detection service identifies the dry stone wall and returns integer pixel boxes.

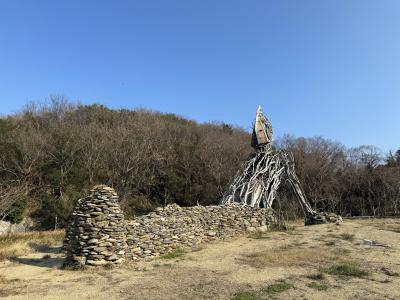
[63,185,277,267]
[125,204,276,260]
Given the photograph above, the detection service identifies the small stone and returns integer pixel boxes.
[257,225,268,233]
[90,212,103,216]
[107,255,119,261]
[114,258,124,264]
[86,259,108,266]
[93,247,107,252]
[246,227,256,232]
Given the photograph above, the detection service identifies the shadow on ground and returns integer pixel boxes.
[10,255,64,268]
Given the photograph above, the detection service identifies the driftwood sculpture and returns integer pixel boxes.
[221,106,341,225]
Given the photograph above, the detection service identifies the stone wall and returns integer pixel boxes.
[125,204,276,260]
[63,185,277,267]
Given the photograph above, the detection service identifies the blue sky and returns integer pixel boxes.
[0,0,399,151]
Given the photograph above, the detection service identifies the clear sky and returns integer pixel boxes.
[0,0,399,151]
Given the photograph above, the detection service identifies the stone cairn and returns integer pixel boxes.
[63,185,127,267]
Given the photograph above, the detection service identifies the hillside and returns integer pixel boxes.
[1,98,400,230]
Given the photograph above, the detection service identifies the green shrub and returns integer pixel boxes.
[5,197,27,223]
[323,262,369,277]
[307,282,329,291]
[306,273,325,280]
[232,291,259,300]
[161,248,185,259]
[263,281,293,294]
[120,195,155,219]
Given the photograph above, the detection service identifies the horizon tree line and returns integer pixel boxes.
[0,96,399,229]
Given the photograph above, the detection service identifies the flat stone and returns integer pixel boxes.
[246,227,256,232]
[86,259,108,266]
[93,247,107,252]
[257,225,268,233]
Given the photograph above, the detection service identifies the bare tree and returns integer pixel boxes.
[0,183,26,221]
[348,145,382,169]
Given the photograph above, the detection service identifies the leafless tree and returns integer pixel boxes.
[0,183,26,221]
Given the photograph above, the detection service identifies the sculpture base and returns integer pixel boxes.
[305,212,342,226]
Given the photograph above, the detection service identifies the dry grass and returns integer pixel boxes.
[307,281,329,291]
[0,275,24,297]
[0,230,64,261]
[161,248,185,259]
[247,232,271,240]
[0,219,399,300]
[375,223,400,233]
[0,275,10,284]
[0,275,21,285]
[287,218,305,226]
[340,233,355,241]
[356,219,400,233]
[241,246,335,268]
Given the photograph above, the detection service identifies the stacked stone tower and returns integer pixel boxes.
[63,185,127,267]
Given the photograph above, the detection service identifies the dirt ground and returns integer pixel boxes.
[1,219,399,300]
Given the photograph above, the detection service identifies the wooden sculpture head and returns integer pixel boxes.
[251,105,273,149]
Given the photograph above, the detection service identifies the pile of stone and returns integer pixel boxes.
[305,211,343,225]
[63,185,278,266]
[124,203,277,260]
[63,185,127,267]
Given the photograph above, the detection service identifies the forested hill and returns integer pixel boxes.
[1,99,399,229]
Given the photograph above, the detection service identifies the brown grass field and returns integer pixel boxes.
[0,230,65,262]
[0,219,399,300]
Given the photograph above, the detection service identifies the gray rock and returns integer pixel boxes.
[86,259,108,266]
